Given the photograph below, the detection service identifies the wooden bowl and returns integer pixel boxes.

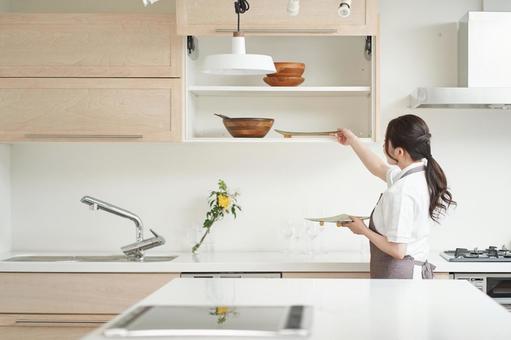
[268,62,305,77]
[263,76,304,87]
[216,114,274,138]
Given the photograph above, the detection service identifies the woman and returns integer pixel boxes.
[336,114,455,279]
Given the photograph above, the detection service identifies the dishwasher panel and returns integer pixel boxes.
[180,272,282,279]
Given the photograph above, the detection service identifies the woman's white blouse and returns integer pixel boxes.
[371,160,432,262]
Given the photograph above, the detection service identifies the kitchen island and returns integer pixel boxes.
[83,278,511,340]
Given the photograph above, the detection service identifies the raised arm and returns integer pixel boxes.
[335,129,389,182]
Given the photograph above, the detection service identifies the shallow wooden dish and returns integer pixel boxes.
[263,76,304,87]
[268,62,305,77]
[215,114,274,138]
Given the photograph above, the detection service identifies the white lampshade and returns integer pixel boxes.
[202,35,276,75]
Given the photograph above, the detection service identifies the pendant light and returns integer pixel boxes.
[202,0,276,75]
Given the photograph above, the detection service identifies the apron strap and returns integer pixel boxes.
[413,260,436,279]
[398,165,426,180]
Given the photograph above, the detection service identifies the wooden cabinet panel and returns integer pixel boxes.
[0,78,182,142]
[0,325,97,340]
[0,14,182,78]
[433,272,450,280]
[283,272,371,279]
[0,313,115,327]
[283,272,451,279]
[177,0,378,36]
[0,273,179,314]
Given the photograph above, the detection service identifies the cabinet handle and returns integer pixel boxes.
[215,28,338,34]
[24,133,144,139]
[15,319,107,325]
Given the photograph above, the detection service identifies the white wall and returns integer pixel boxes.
[10,142,382,253]
[8,0,511,254]
[0,145,11,254]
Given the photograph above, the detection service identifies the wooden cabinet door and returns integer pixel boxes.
[0,273,179,314]
[0,326,98,340]
[0,314,114,340]
[282,272,371,279]
[177,0,378,36]
[0,78,182,142]
[282,272,451,279]
[0,14,182,77]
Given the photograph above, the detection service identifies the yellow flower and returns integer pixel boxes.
[217,194,231,209]
[215,306,230,314]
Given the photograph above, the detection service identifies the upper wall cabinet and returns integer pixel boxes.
[177,0,378,36]
[0,78,182,142]
[0,14,182,77]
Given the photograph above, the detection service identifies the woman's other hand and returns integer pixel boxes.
[341,217,368,235]
[333,128,356,146]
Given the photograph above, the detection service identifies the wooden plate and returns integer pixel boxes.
[306,214,370,227]
[275,129,338,138]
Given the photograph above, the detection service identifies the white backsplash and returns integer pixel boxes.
[5,0,511,254]
[0,145,11,254]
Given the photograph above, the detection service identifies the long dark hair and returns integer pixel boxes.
[385,114,456,222]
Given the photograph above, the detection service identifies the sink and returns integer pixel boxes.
[4,255,178,263]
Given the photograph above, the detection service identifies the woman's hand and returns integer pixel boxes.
[333,128,357,146]
[341,217,368,235]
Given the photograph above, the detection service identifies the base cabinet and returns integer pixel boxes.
[0,314,114,340]
[0,325,99,340]
[283,272,451,279]
[283,272,371,279]
[0,273,179,340]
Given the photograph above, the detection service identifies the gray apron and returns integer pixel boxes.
[369,166,436,279]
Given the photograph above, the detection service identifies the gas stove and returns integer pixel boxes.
[441,246,511,262]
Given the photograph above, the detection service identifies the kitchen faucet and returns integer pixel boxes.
[80,196,165,261]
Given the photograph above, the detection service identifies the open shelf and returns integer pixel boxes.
[184,35,378,143]
[188,86,371,97]
[185,137,373,143]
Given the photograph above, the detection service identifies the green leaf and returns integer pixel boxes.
[218,179,227,191]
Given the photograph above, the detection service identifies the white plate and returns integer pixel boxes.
[306,214,370,226]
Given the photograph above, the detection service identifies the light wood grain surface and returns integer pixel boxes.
[177,0,378,36]
[0,78,182,142]
[0,272,179,314]
[0,14,182,77]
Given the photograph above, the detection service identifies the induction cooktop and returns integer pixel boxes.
[104,305,313,338]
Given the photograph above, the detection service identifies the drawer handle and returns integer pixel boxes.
[15,320,107,325]
[215,28,338,34]
[24,133,144,139]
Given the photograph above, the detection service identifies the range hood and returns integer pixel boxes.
[411,12,511,109]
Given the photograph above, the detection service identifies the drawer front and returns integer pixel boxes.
[283,272,450,279]
[177,0,377,36]
[0,313,115,327]
[0,78,182,142]
[282,272,371,279]
[0,14,182,77]
[0,325,97,340]
[0,273,178,314]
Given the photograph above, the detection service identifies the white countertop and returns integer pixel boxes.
[0,251,510,273]
[83,278,511,340]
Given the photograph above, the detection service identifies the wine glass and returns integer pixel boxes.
[305,221,321,256]
[280,220,296,254]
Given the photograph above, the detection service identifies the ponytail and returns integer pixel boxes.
[385,115,456,223]
[425,155,455,222]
